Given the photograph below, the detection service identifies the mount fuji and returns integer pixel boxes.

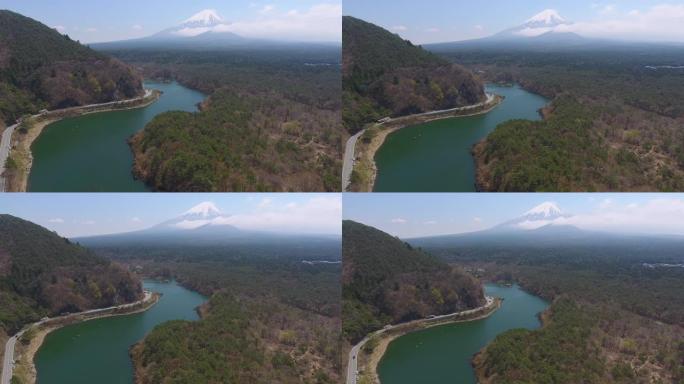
[407,201,593,249]
[91,9,248,50]
[493,202,573,232]
[74,201,340,249]
[490,9,580,41]
[427,9,590,51]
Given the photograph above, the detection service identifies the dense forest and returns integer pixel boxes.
[342,16,484,134]
[342,220,483,343]
[89,242,341,383]
[0,215,141,335]
[101,48,342,192]
[0,10,143,125]
[434,47,684,191]
[419,239,684,383]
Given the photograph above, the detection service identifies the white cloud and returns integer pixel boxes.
[223,3,341,42]
[598,4,616,15]
[548,199,684,235]
[424,220,437,225]
[211,196,340,234]
[515,26,552,37]
[599,198,614,209]
[80,220,96,225]
[425,27,440,33]
[259,4,275,14]
[391,218,407,224]
[473,217,483,223]
[86,27,97,32]
[551,4,684,42]
[131,217,142,223]
[48,218,64,223]
[53,25,66,33]
[132,24,143,31]
[257,198,273,209]
[391,25,408,31]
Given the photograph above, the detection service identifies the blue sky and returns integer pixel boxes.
[344,193,684,238]
[0,0,341,43]
[344,0,684,43]
[0,193,341,237]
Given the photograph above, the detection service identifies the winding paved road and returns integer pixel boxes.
[0,89,154,192]
[342,129,365,191]
[341,94,495,191]
[0,123,18,192]
[346,296,495,384]
[1,291,152,384]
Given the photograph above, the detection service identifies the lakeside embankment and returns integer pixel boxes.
[2,89,160,192]
[350,296,501,384]
[347,94,503,192]
[7,291,159,384]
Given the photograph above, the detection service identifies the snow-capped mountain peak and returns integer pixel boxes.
[524,202,563,218]
[488,9,577,40]
[184,201,221,218]
[183,9,224,26]
[526,9,566,26]
[491,202,572,231]
[149,202,237,232]
[148,9,241,39]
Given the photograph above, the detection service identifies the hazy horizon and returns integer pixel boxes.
[343,193,684,238]
[343,0,684,44]
[1,0,341,43]
[0,193,341,237]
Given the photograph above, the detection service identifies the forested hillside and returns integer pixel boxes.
[342,16,485,134]
[0,215,141,334]
[426,240,684,383]
[342,220,483,343]
[103,48,341,192]
[0,10,143,125]
[438,48,684,191]
[124,254,341,383]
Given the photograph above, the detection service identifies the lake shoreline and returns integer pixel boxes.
[357,297,502,384]
[349,95,504,192]
[6,89,161,192]
[12,292,160,384]
[472,300,553,384]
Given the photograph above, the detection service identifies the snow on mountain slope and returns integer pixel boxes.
[524,202,563,219]
[526,9,566,26]
[150,9,242,39]
[494,202,572,231]
[492,9,576,39]
[183,9,224,25]
[184,201,221,219]
[151,201,237,231]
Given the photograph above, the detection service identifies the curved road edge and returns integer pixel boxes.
[346,295,496,384]
[342,93,495,192]
[1,290,155,384]
[0,89,155,192]
[342,129,366,191]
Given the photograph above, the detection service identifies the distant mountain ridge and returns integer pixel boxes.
[75,202,340,249]
[408,202,684,261]
[427,9,597,51]
[91,9,337,50]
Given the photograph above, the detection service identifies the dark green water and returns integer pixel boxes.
[35,280,206,384]
[374,84,549,192]
[377,283,549,384]
[28,81,206,191]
